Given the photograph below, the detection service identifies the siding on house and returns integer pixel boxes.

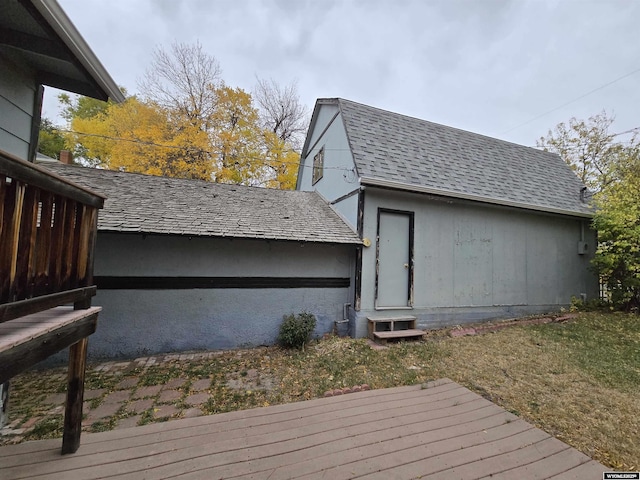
[297,102,360,229]
[350,187,598,337]
[0,56,35,160]
[298,98,599,337]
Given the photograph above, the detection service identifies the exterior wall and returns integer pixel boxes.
[0,56,35,160]
[85,233,355,359]
[298,104,360,229]
[353,188,598,337]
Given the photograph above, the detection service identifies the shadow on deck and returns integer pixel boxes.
[0,379,605,479]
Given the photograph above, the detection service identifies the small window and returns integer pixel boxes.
[312,147,324,185]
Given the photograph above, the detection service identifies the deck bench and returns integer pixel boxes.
[0,306,100,453]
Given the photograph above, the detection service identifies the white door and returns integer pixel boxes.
[376,210,413,308]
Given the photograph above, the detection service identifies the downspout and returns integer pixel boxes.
[28,85,44,162]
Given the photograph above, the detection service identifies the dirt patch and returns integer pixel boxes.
[225,369,276,391]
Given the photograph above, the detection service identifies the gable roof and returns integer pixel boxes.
[1,0,124,102]
[43,163,360,245]
[307,98,591,217]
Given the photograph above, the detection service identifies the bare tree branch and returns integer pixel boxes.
[536,111,624,191]
[138,41,222,130]
[253,76,309,151]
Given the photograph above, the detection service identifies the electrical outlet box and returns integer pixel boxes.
[578,241,588,255]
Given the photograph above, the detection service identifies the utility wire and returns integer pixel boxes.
[612,127,640,137]
[500,66,640,135]
[60,128,353,172]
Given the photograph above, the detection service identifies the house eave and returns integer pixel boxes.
[359,176,594,219]
[29,0,125,103]
[96,228,363,245]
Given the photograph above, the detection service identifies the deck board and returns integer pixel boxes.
[0,306,100,352]
[0,379,606,479]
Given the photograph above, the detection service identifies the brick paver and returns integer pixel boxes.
[184,393,210,406]
[158,389,181,403]
[21,417,42,429]
[133,385,162,399]
[84,389,105,400]
[43,393,66,405]
[103,390,131,404]
[116,378,139,390]
[182,408,203,418]
[190,379,211,391]
[163,378,187,389]
[127,399,154,413]
[86,402,122,420]
[153,405,180,419]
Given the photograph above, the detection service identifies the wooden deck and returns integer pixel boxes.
[0,379,605,479]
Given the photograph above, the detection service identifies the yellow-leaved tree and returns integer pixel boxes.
[211,86,265,185]
[263,131,299,189]
[66,97,213,180]
[50,42,309,189]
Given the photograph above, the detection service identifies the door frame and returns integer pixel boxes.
[374,208,414,310]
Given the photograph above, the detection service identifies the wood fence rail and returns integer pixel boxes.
[0,151,104,321]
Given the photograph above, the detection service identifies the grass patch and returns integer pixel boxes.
[138,409,156,426]
[532,312,640,392]
[137,365,184,386]
[88,419,114,433]
[3,312,638,470]
[24,415,64,441]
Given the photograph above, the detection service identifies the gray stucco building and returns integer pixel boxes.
[297,98,598,338]
[45,164,360,359]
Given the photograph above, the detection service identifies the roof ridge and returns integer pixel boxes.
[324,97,590,216]
[48,163,316,196]
[44,163,360,243]
[334,97,557,154]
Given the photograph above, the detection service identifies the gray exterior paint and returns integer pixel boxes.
[0,56,36,160]
[298,98,599,336]
[87,233,355,358]
[352,188,598,337]
[297,101,359,229]
[44,164,359,360]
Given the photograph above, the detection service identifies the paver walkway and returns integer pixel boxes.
[1,351,223,443]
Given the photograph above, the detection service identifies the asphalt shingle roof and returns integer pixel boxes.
[45,163,361,244]
[332,98,591,216]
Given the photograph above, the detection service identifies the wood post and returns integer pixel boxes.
[62,337,88,454]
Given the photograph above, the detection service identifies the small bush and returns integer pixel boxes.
[278,312,317,349]
[570,295,612,312]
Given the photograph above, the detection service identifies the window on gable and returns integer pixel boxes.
[312,147,324,185]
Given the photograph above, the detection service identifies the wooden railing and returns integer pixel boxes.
[0,151,104,322]
[0,150,105,454]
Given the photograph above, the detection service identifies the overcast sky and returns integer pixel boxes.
[44,0,640,148]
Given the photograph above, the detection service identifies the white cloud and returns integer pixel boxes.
[43,0,640,148]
